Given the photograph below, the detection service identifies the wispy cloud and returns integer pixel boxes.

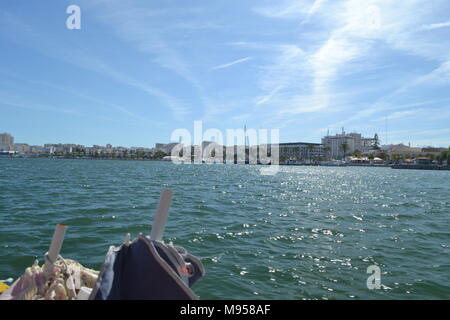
[420,21,450,30]
[90,1,205,112]
[0,70,152,123]
[252,1,378,117]
[211,57,253,70]
[301,0,327,24]
[256,85,283,105]
[252,0,450,129]
[0,97,86,118]
[253,0,311,19]
[0,8,189,121]
[2,1,450,146]
[372,109,424,122]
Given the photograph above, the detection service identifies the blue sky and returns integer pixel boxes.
[1,0,450,147]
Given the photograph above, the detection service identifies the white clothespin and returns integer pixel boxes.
[43,224,67,279]
[150,189,173,243]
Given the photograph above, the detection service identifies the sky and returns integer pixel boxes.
[1,0,450,148]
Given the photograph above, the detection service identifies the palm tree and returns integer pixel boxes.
[323,146,331,160]
[308,144,315,163]
[340,142,349,159]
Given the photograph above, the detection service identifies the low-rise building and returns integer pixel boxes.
[155,143,179,154]
[421,147,448,156]
[384,144,423,158]
[13,143,30,153]
[415,157,433,165]
[279,142,324,163]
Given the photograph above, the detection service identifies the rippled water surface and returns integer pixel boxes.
[0,159,449,299]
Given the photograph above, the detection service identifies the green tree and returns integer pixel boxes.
[372,133,380,150]
[153,151,167,159]
[377,152,389,160]
[340,142,349,159]
[308,144,315,162]
[437,148,450,165]
[279,155,288,163]
[391,154,401,163]
[323,146,331,159]
[352,149,362,158]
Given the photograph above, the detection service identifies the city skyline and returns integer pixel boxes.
[2,130,446,151]
[1,1,450,147]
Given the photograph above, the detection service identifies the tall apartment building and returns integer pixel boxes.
[0,133,14,151]
[322,131,375,159]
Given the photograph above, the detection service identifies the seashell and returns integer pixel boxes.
[11,271,38,300]
[9,258,99,300]
[65,274,77,299]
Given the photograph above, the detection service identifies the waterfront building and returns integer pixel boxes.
[322,133,355,159]
[13,143,30,153]
[415,157,433,165]
[279,142,324,163]
[29,145,44,154]
[43,143,82,154]
[361,136,376,154]
[155,143,179,154]
[421,147,448,156]
[0,133,14,151]
[322,131,375,159]
[384,144,423,158]
[43,146,55,154]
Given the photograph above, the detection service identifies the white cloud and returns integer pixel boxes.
[253,0,311,19]
[301,0,327,24]
[252,0,450,128]
[372,109,424,122]
[420,21,450,30]
[211,57,253,70]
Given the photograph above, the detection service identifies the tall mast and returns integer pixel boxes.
[244,125,248,148]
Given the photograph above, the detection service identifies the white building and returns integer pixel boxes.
[279,142,324,163]
[155,143,179,154]
[322,131,375,159]
[383,144,424,158]
[13,143,30,153]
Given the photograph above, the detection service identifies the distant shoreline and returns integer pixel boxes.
[0,155,167,162]
[2,156,450,171]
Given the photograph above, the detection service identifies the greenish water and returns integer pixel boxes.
[0,158,449,299]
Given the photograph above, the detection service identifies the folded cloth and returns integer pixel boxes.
[90,234,205,300]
